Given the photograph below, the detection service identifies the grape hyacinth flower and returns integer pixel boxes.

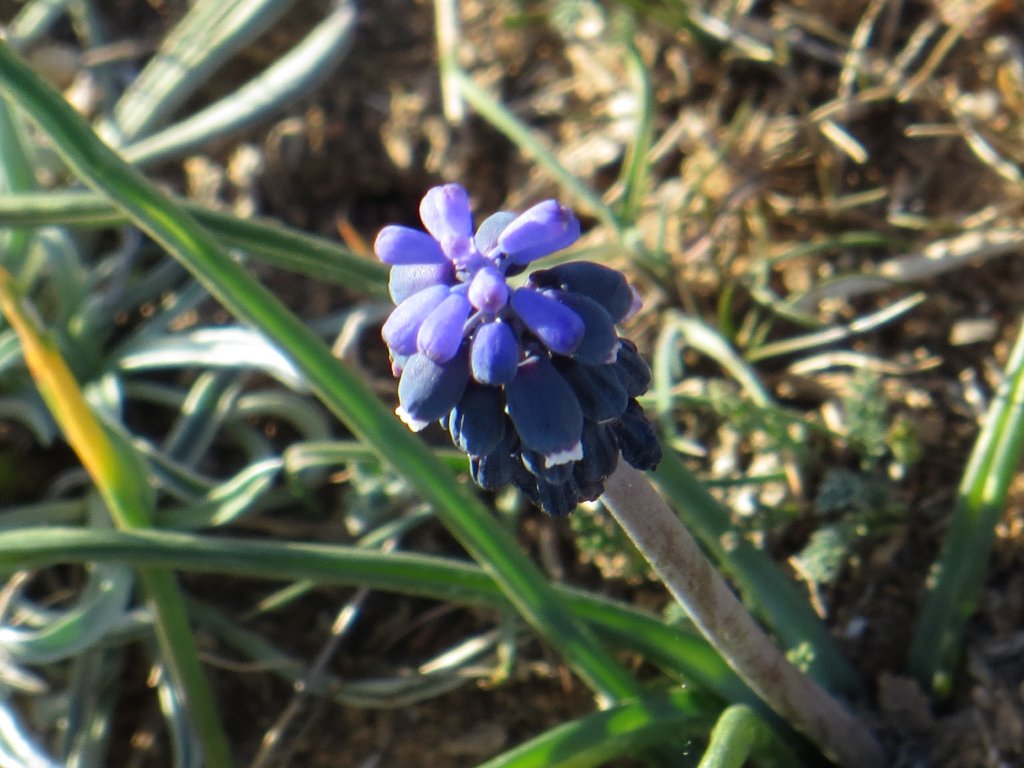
[375,183,660,515]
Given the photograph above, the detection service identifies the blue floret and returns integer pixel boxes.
[376,183,660,514]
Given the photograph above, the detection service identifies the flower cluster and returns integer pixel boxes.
[375,183,660,515]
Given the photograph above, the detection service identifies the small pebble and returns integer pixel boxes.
[949,318,998,346]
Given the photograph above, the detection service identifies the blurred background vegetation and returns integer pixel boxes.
[0,0,1023,766]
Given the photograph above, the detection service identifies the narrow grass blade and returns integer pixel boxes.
[478,689,715,768]
[0,191,389,296]
[910,316,1024,694]
[697,705,791,768]
[115,326,307,390]
[194,601,493,708]
[177,205,389,297]
[434,0,465,122]
[0,270,150,519]
[23,228,92,323]
[238,389,330,438]
[451,66,619,231]
[0,704,61,768]
[612,1,768,57]
[0,331,27,373]
[154,658,202,768]
[0,499,85,529]
[654,450,860,693]
[659,312,774,406]
[0,268,232,766]
[108,0,294,141]
[124,3,357,167]
[161,371,242,463]
[284,438,469,474]
[4,0,70,50]
[746,292,926,362]
[62,648,119,766]
[0,563,132,663]
[0,41,639,705]
[157,458,282,529]
[0,525,761,711]
[615,40,654,225]
[0,98,36,267]
[0,190,132,226]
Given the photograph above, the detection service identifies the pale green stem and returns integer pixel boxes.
[601,462,884,768]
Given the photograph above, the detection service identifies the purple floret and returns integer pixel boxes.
[374,225,447,265]
[499,200,581,265]
[381,284,451,355]
[375,182,660,514]
[417,292,472,363]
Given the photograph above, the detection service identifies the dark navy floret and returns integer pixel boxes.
[553,357,627,424]
[531,261,635,323]
[397,348,468,429]
[613,400,663,471]
[575,420,620,489]
[471,426,517,490]
[522,449,575,484]
[510,459,541,505]
[449,384,506,456]
[535,475,580,517]
[506,355,583,467]
[554,291,620,365]
[612,338,653,398]
[376,183,661,514]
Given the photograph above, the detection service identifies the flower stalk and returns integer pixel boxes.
[376,183,882,766]
[601,462,884,768]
